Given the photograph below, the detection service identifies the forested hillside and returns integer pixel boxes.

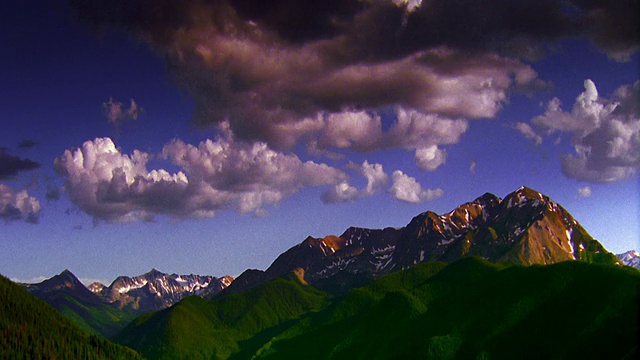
[0,275,143,359]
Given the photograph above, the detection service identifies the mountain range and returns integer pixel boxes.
[86,268,233,313]
[0,274,143,359]
[23,268,232,336]
[224,186,620,295]
[6,186,639,359]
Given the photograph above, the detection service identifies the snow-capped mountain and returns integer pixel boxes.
[21,268,233,336]
[89,269,233,313]
[226,186,619,294]
[617,250,640,269]
[25,268,233,316]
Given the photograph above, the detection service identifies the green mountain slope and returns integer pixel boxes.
[115,272,330,360]
[247,258,639,360]
[55,292,136,337]
[0,275,143,360]
[23,269,136,337]
[115,258,638,360]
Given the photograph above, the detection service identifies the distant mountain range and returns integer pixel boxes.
[87,268,233,313]
[22,268,232,336]
[0,274,143,359]
[7,186,639,359]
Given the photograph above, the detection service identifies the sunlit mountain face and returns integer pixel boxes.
[0,2,638,358]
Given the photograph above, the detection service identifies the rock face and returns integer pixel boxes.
[224,186,619,294]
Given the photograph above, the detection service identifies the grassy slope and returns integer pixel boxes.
[249,258,639,360]
[0,275,143,360]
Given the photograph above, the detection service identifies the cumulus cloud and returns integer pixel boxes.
[55,126,349,222]
[162,127,347,214]
[389,170,444,203]
[0,184,41,224]
[69,0,568,154]
[322,160,390,203]
[68,0,638,188]
[528,80,640,183]
[360,161,390,196]
[414,145,447,171]
[312,108,468,154]
[578,186,592,198]
[321,182,359,204]
[0,148,40,179]
[54,137,190,222]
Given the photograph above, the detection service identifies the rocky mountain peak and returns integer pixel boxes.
[617,250,640,269]
[44,269,84,291]
[88,282,106,295]
[102,270,232,313]
[227,186,619,295]
[143,268,164,278]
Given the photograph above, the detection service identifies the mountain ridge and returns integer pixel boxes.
[223,186,620,295]
[23,268,233,336]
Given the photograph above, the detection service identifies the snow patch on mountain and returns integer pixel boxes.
[617,250,640,269]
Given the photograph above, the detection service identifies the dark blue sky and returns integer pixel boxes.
[1,0,638,284]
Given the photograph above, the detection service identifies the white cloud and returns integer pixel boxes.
[414,145,447,171]
[577,186,592,198]
[313,107,468,155]
[54,138,190,223]
[55,125,351,222]
[361,161,389,196]
[513,122,543,146]
[321,182,359,204]
[389,170,444,203]
[529,80,640,183]
[162,131,347,214]
[0,184,40,224]
[321,160,389,203]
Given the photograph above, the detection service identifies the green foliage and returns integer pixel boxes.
[116,273,330,360]
[247,258,639,360]
[114,258,639,359]
[56,293,136,337]
[0,275,144,360]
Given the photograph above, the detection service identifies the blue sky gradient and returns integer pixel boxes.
[1,1,638,285]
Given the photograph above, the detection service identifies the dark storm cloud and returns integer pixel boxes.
[70,0,638,151]
[0,148,40,179]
